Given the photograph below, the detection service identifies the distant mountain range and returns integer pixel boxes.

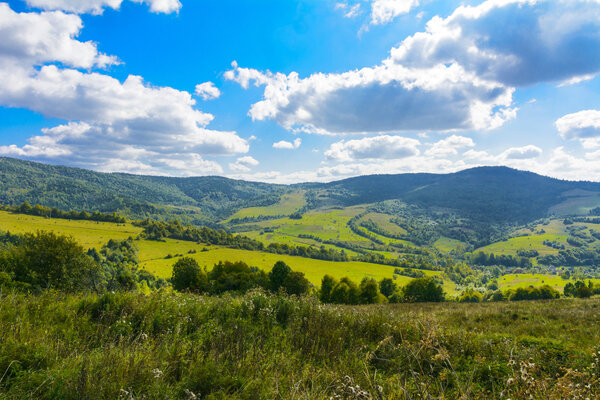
[1,157,599,224]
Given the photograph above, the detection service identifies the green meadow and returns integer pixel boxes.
[227,190,306,220]
[0,210,435,288]
[249,206,369,243]
[2,210,598,296]
[498,273,600,292]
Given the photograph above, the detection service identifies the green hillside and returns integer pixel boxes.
[3,157,600,227]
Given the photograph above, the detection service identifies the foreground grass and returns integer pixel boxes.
[1,291,599,399]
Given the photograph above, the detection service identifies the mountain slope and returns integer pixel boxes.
[312,167,600,222]
[1,157,599,224]
[0,157,284,222]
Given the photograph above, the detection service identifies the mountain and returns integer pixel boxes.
[0,157,284,223]
[1,157,599,224]
[314,167,600,222]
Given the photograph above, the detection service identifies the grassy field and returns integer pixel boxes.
[247,207,369,243]
[477,218,600,257]
[226,190,306,221]
[2,291,599,399]
[357,212,407,235]
[434,236,466,252]
[0,211,438,289]
[498,273,600,292]
[0,211,142,249]
[139,244,425,285]
[549,188,600,215]
[3,210,597,296]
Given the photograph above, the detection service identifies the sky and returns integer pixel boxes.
[0,0,600,183]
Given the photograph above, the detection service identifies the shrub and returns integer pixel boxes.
[0,231,101,292]
[281,271,310,296]
[459,289,483,303]
[268,261,292,292]
[402,277,444,302]
[171,257,207,293]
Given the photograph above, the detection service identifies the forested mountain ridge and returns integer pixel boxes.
[0,157,284,222]
[1,156,600,224]
[314,167,600,222]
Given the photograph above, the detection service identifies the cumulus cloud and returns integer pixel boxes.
[227,0,600,136]
[556,110,600,141]
[273,138,302,149]
[226,62,515,135]
[390,0,600,87]
[24,0,181,15]
[425,135,474,157]
[0,4,247,176]
[371,0,419,25]
[325,135,420,161]
[0,4,117,69]
[500,145,542,160]
[229,156,259,172]
[230,143,600,184]
[195,81,221,100]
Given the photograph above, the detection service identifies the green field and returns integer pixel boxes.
[3,291,600,399]
[498,273,600,292]
[3,210,599,296]
[140,245,424,285]
[249,207,368,242]
[357,212,407,235]
[549,189,600,216]
[0,211,142,248]
[476,218,600,257]
[0,210,441,289]
[227,190,306,220]
[434,236,466,252]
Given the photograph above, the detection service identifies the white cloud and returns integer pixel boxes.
[24,0,181,15]
[273,138,302,149]
[390,0,600,87]
[336,2,361,18]
[556,110,600,141]
[325,135,420,161]
[228,0,600,137]
[0,4,117,69]
[195,81,221,101]
[500,145,542,160]
[0,4,247,176]
[226,62,515,135]
[371,0,419,25]
[229,156,259,172]
[425,135,474,157]
[230,144,600,184]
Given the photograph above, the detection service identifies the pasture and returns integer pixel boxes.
[226,190,306,220]
[0,210,436,288]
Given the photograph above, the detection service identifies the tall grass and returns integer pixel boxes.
[0,289,598,399]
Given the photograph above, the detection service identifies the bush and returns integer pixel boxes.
[459,289,483,303]
[0,231,101,292]
[171,257,206,293]
[509,285,560,301]
[319,275,336,303]
[402,277,444,302]
[281,271,311,296]
[269,261,292,292]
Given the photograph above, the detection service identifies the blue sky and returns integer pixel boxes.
[0,0,599,183]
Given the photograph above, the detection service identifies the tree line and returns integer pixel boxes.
[3,202,126,223]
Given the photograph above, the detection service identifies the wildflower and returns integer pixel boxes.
[152,368,163,379]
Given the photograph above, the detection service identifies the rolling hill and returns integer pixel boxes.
[1,157,599,225]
